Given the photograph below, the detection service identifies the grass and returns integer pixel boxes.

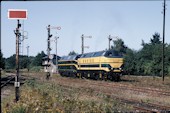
[3,73,169,112]
[121,75,170,89]
[2,79,133,113]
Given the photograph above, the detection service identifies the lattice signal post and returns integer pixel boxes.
[8,9,27,102]
[81,34,92,54]
[108,35,119,50]
[46,25,61,79]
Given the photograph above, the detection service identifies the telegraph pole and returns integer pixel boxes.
[26,46,29,58]
[108,35,112,50]
[81,34,84,54]
[22,20,24,55]
[26,45,29,73]
[14,20,21,102]
[162,0,166,82]
[54,36,59,74]
[81,34,92,54]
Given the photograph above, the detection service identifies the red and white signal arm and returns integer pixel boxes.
[8,9,28,20]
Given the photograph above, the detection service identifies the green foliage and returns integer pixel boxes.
[3,80,131,112]
[165,44,170,75]
[25,79,36,88]
[5,54,16,69]
[111,38,127,55]
[139,43,162,76]
[32,51,46,66]
[123,32,170,76]
[10,106,26,113]
[4,51,45,70]
[29,66,42,72]
[168,66,170,76]
[0,51,5,69]
[68,51,78,55]
[150,32,161,45]
[5,54,32,69]
[123,48,137,75]
[19,55,30,69]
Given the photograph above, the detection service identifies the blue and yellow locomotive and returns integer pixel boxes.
[58,50,123,81]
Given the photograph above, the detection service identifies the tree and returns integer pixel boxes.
[5,54,16,69]
[19,55,31,69]
[141,39,146,46]
[68,51,78,55]
[0,51,5,69]
[150,32,161,45]
[5,54,33,69]
[122,32,169,76]
[32,51,46,66]
[123,48,137,75]
[111,38,127,55]
[134,32,162,76]
[165,44,170,76]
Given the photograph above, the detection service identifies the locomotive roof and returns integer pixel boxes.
[59,50,122,61]
[80,50,122,58]
[60,54,81,61]
[80,51,105,58]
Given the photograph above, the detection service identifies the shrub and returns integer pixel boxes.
[29,66,42,72]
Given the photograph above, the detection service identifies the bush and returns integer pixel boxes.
[10,106,26,113]
[168,66,170,76]
[29,66,42,72]
[3,79,132,112]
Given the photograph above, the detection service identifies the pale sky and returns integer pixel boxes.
[1,1,170,58]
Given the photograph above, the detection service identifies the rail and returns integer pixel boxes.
[1,76,15,88]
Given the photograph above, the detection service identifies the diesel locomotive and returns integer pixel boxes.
[58,50,123,81]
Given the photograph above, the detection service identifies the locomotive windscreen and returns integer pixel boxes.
[104,50,122,58]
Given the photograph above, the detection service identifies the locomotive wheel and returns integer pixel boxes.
[102,74,107,81]
[59,72,63,76]
[114,74,120,82]
[72,73,76,78]
[94,74,99,80]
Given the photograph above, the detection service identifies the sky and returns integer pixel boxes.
[1,1,170,58]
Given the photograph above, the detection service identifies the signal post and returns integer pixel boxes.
[8,9,27,102]
[46,25,61,79]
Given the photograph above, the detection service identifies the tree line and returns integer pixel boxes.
[111,32,170,76]
[0,51,46,71]
[0,32,170,76]
[0,50,78,71]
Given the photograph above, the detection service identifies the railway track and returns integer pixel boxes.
[133,100,170,112]
[54,77,170,112]
[104,83,170,96]
[81,78,170,96]
[62,76,170,97]
[55,78,170,112]
[3,73,167,112]
[116,96,170,112]
[114,82,170,96]
[88,83,170,112]
[1,75,15,88]
[1,75,29,89]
